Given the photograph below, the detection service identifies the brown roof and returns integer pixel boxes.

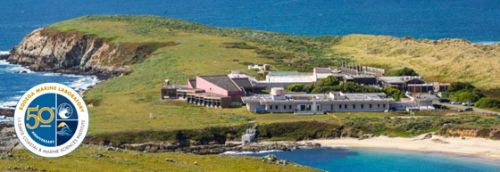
[199,75,241,92]
[188,79,197,88]
[231,78,253,89]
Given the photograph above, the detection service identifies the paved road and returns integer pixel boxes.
[434,101,500,115]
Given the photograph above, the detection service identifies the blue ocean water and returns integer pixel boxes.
[240,148,500,172]
[0,58,99,108]
[1,0,500,50]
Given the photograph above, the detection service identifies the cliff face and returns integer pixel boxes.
[6,28,161,78]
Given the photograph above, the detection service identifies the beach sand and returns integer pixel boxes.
[300,134,500,161]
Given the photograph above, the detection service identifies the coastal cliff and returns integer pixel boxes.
[5,28,163,78]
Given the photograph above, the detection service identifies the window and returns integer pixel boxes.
[269,105,272,110]
[275,105,279,109]
[284,105,287,109]
[352,104,356,109]
[344,104,347,109]
[361,104,364,109]
[339,104,342,109]
[377,104,380,108]
[289,105,292,109]
[369,104,372,108]
[383,104,386,108]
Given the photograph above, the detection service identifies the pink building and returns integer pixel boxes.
[161,75,247,108]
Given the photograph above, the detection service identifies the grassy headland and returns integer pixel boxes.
[42,15,500,137]
[47,15,343,134]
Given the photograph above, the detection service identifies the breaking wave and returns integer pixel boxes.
[221,150,283,155]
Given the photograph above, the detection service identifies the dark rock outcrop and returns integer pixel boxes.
[121,141,317,155]
[6,28,165,78]
[0,123,17,154]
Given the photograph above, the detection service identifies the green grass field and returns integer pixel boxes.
[0,145,315,172]
[44,16,342,135]
[45,16,500,136]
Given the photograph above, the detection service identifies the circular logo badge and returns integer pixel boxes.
[14,83,89,157]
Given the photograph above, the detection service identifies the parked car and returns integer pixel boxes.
[433,104,448,110]
[462,102,474,106]
[450,101,461,105]
[439,98,450,103]
[459,107,473,112]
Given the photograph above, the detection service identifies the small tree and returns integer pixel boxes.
[287,84,304,92]
[316,76,340,87]
[392,67,419,76]
[448,82,475,92]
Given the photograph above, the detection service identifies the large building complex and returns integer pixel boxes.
[161,64,447,112]
[242,88,392,114]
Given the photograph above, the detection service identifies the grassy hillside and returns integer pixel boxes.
[0,146,315,171]
[47,16,340,134]
[45,16,500,136]
[331,34,500,90]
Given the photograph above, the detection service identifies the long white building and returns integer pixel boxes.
[242,88,392,114]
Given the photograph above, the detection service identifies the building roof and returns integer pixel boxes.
[378,76,422,84]
[199,75,241,92]
[242,92,392,103]
[265,72,315,83]
[314,67,333,73]
[231,77,253,89]
[188,79,197,88]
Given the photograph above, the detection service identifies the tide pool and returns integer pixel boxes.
[238,148,500,172]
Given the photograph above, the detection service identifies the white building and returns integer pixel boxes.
[242,88,392,114]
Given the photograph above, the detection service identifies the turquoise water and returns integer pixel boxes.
[241,148,500,172]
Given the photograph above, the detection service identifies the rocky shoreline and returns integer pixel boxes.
[118,141,321,155]
[0,123,17,154]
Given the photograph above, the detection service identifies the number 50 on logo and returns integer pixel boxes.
[14,83,89,158]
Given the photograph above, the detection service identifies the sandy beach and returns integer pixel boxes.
[301,134,500,161]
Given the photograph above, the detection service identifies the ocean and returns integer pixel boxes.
[0,53,99,108]
[235,148,500,172]
[1,0,500,50]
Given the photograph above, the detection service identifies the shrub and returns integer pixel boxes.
[448,82,475,92]
[315,76,340,87]
[383,87,405,101]
[450,90,483,102]
[390,67,418,76]
[475,98,500,109]
[287,84,304,92]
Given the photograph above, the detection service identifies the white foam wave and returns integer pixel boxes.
[0,101,17,109]
[221,149,283,155]
[6,65,33,73]
[0,51,9,56]
[0,60,9,65]
[68,75,100,91]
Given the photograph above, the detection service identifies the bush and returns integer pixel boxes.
[450,90,483,102]
[390,67,418,76]
[287,84,304,92]
[448,82,475,92]
[316,76,340,87]
[445,82,483,102]
[475,98,500,109]
[383,87,405,101]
